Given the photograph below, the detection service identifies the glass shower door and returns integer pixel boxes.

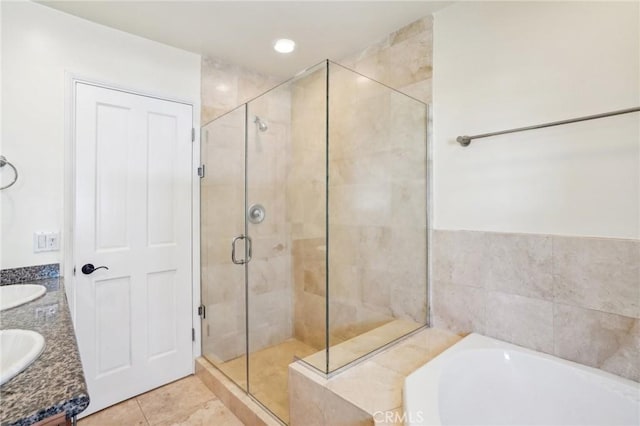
[244,62,328,423]
[200,105,248,390]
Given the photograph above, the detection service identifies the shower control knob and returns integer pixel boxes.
[81,263,109,275]
[248,204,266,224]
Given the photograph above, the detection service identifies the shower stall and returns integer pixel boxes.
[200,60,429,423]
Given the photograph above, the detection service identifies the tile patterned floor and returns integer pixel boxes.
[78,376,243,426]
[78,320,424,425]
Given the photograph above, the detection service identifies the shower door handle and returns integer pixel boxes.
[231,235,245,264]
[231,235,252,265]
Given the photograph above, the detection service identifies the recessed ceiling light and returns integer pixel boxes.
[273,39,296,54]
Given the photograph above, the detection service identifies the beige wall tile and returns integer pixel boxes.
[341,15,433,103]
[431,280,486,335]
[399,103,430,143]
[329,184,393,227]
[330,263,361,303]
[321,19,430,358]
[601,319,640,382]
[327,226,358,266]
[389,226,427,272]
[390,277,428,323]
[329,300,359,343]
[356,226,393,266]
[554,303,639,381]
[303,262,327,297]
[432,230,489,288]
[391,181,428,226]
[387,34,432,89]
[201,57,281,124]
[360,268,392,312]
[432,229,640,381]
[485,232,553,300]
[203,308,245,361]
[399,79,432,104]
[201,58,239,124]
[294,292,326,349]
[390,16,432,46]
[249,256,289,294]
[485,291,554,353]
[201,56,295,360]
[553,236,640,319]
[205,264,243,303]
[330,153,391,186]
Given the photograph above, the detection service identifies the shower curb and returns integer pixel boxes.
[195,357,282,426]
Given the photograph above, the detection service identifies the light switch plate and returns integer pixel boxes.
[33,231,60,252]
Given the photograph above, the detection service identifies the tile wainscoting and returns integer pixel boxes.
[431,229,640,382]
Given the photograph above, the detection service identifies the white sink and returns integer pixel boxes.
[0,329,46,385]
[0,284,46,311]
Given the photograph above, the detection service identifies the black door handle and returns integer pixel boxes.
[81,263,109,275]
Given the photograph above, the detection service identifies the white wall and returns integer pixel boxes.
[1,1,201,269]
[433,1,639,239]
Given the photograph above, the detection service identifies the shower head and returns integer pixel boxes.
[254,116,268,132]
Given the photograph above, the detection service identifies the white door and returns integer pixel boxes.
[73,82,193,416]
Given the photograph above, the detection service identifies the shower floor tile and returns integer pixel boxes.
[78,375,243,426]
[215,338,318,423]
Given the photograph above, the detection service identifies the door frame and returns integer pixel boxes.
[63,74,202,361]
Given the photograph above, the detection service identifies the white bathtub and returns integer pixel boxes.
[404,333,640,426]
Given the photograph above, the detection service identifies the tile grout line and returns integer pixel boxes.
[135,397,152,426]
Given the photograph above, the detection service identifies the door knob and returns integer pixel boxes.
[81,263,109,275]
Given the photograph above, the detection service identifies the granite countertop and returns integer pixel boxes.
[0,278,90,426]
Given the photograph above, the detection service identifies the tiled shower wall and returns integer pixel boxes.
[290,17,433,349]
[289,67,328,349]
[432,229,640,382]
[201,57,282,124]
[340,16,433,104]
[200,58,293,360]
[246,88,294,352]
[327,65,428,338]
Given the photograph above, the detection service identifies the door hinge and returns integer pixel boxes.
[197,164,205,178]
[73,266,76,276]
[197,304,206,319]
[192,328,196,342]
[191,128,195,142]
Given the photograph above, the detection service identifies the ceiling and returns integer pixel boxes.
[39,1,453,78]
